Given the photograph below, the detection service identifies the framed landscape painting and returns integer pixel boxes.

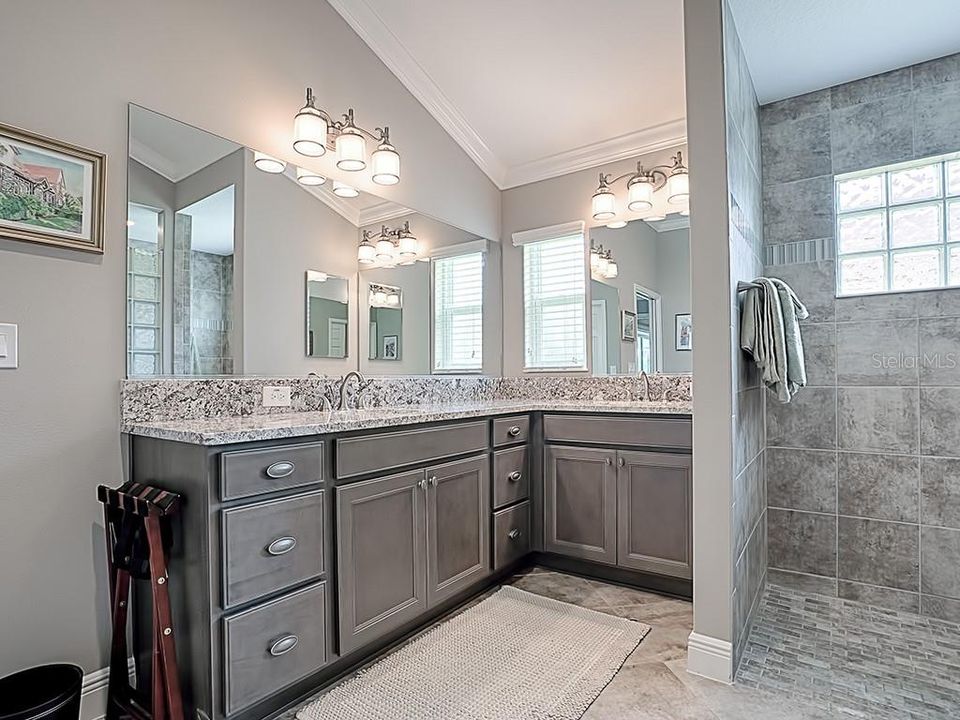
[0,122,105,253]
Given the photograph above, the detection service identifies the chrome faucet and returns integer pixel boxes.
[639,371,651,401]
[337,370,367,411]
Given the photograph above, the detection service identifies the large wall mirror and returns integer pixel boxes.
[126,104,501,377]
[589,218,691,375]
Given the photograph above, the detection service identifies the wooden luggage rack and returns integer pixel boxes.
[98,481,183,720]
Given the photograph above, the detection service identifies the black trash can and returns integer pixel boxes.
[0,664,83,720]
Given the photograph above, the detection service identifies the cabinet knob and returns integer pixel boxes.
[268,634,299,657]
[507,470,522,483]
[266,536,297,556]
[507,425,522,437]
[428,476,438,487]
[508,528,522,540]
[618,457,625,468]
[605,457,613,466]
[418,478,427,490]
[265,461,295,479]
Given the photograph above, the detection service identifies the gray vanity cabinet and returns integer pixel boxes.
[335,468,428,656]
[616,450,692,579]
[425,455,490,606]
[543,446,617,564]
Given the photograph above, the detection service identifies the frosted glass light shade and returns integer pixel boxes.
[386,293,400,306]
[336,129,366,171]
[296,166,326,186]
[372,290,387,305]
[606,260,618,279]
[253,152,285,173]
[357,242,376,264]
[596,255,610,276]
[606,220,627,229]
[590,249,601,271]
[627,177,654,211]
[398,234,418,257]
[668,171,689,205]
[375,238,395,260]
[293,108,327,157]
[372,142,400,185]
[592,188,616,221]
[332,181,358,198]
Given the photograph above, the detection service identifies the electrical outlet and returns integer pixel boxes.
[262,385,292,408]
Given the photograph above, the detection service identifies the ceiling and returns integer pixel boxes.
[328,0,687,189]
[179,185,235,255]
[729,0,960,104]
[129,105,239,182]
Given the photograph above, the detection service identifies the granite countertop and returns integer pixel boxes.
[122,399,693,445]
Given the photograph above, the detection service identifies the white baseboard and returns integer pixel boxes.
[686,632,733,684]
[80,658,136,720]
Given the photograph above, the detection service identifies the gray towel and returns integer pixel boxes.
[740,277,809,403]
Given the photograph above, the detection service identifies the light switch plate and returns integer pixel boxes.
[262,385,292,407]
[0,323,17,369]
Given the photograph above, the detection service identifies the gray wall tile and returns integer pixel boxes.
[917,289,960,318]
[735,454,766,560]
[913,82,960,157]
[920,457,960,529]
[761,113,831,184]
[921,594,960,624]
[838,387,919,454]
[767,386,837,449]
[767,447,837,513]
[838,580,920,614]
[920,388,960,457]
[918,317,960,386]
[836,319,919,386]
[735,387,764,474]
[768,508,837,575]
[920,527,960,598]
[838,452,919,523]
[767,260,836,323]
[831,94,914,174]
[760,89,831,125]
[838,517,919,591]
[799,323,836,386]
[829,67,912,109]
[912,54,960,87]
[767,568,837,596]
[835,292,918,321]
[763,175,835,245]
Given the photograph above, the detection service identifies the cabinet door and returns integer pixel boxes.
[543,446,617,564]
[617,450,692,579]
[336,469,427,655]
[425,455,490,607]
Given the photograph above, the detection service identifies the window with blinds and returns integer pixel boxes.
[523,233,586,369]
[433,251,484,372]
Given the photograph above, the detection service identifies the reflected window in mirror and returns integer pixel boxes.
[634,287,661,373]
[433,252,483,373]
[521,230,586,370]
[306,271,349,359]
[127,203,164,376]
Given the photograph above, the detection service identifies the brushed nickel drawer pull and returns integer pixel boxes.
[508,528,522,540]
[507,470,522,482]
[266,536,297,556]
[269,634,299,657]
[507,425,522,437]
[265,461,296,479]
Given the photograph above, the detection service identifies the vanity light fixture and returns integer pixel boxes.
[606,220,627,229]
[296,166,326,186]
[357,238,376,265]
[369,282,402,308]
[590,151,689,222]
[358,221,420,266]
[253,151,286,173]
[291,88,401,185]
[590,244,618,280]
[333,180,359,198]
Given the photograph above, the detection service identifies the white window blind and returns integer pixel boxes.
[433,252,483,372]
[522,233,586,369]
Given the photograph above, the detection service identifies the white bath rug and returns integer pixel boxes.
[297,585,649,720]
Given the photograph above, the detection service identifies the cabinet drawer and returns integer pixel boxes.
[492,446,529,509]
[220,442,324,501]
[493,501,530,570]
[223,582,327,715]
[543,415,691,450]
[336,421,488,479]
[222,491,324,608]
[492,415,529,446]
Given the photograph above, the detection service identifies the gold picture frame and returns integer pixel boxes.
[0,121,106,253]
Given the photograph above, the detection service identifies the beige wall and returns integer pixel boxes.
[0,0,498,677]
[500,145,687,376]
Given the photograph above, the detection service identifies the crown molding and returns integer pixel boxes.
[645,214,690,233]
[326,0,507,187]
[358,200,415,227]
[129,139,180,183]
[502,118,688,189]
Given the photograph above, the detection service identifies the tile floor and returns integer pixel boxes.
[281,568,960,719]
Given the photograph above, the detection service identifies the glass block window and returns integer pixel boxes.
[127,203,163,375]
[836,154,960,296]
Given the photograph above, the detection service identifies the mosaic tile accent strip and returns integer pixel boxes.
[737,585,960,719]
[763,238,835,267]
[120,374,692,425]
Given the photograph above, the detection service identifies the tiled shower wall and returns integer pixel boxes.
[723,3,767,666]
[762,53,960,622]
